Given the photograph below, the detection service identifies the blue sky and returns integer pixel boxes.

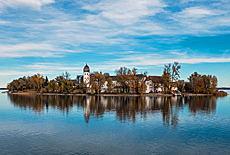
[0,0,230,87]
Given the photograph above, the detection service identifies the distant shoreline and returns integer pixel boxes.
[8,91,217,97]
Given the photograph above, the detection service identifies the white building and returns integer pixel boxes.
[83,64,90,88]
[80,64,177,93]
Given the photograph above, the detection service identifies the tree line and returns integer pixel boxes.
[161,62,218,94]
[161,62,226,96]
[7,67,147,94]
[177,72,218,94]
[7,63,227,96]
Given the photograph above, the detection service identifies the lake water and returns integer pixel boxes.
[0,91,230,154]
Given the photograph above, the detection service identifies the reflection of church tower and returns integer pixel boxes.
[83,64,90,87]
[84,96,91,123]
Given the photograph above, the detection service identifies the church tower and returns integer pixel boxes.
[83,64,90,87]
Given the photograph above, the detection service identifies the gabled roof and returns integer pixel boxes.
[105,76,117,81]
[148,76,162,83]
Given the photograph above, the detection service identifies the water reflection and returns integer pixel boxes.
[8,94,217,126]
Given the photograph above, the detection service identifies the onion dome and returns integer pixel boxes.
[83,64,90,72]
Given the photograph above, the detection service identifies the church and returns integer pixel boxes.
[79,64,177,93]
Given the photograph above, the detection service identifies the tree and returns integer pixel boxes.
[79,76,87,93]
[90,73,98,94]
[187,72,218,94]
[138,75,147,94]
[128,68,137,93]
[55,73,73,93]
[7,79,18,91]
[44,76,49,87]
[177,80,185,93]
[17,77,27,91]
[63,80,73,93]
[162,62,181,93]
[47,79,59,93]
[188,72,200,93]
[26,76,34,90]
[116,67,129,93]
[211,76,218,93]
[55,76,65,93]
[31,73,44,92]
[172,62,181,83]
[195,79,205,93]
[107,77,113,93]
[162,66,170,93]
[151,77,161,93]
[95,71,105,93]
[62,71,71,80]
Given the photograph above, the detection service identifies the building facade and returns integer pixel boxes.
[80,64,177,93]
[83,64,90,88]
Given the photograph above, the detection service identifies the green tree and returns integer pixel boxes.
[47,79,60,93]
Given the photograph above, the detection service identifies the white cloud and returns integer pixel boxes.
[0,0,230,60]
[109,53,230,67]
[0,62,83,77]
[0,20,10,24]
[170,5,230,35]
[0,70,52,76]
[25,63,82,72]
[0,43,60,57]
[0,0,54,10]
[0,42,87,58]
[174,7,216,19]
[82,0,166,25]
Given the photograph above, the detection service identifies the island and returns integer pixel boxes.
[6,63,228,97]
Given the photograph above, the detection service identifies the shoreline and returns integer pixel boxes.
[8,91,216,97]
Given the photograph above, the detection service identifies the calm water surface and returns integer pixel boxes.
[0,91,230,154]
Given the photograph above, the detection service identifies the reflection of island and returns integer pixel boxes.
[8,94,217,127]
[186,96,216,115]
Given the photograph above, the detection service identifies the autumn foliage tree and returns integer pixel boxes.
[106,77,113,93]
[7,74,45,92]
[127,68,147,94]
[90,73,98,94]
[47,79,60,93]
[31,73,44,92]
[187,72,218,94]
[55,72,73,93]
[95,71,105,93]
[116,67,130,93]
[162,62,181,93]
